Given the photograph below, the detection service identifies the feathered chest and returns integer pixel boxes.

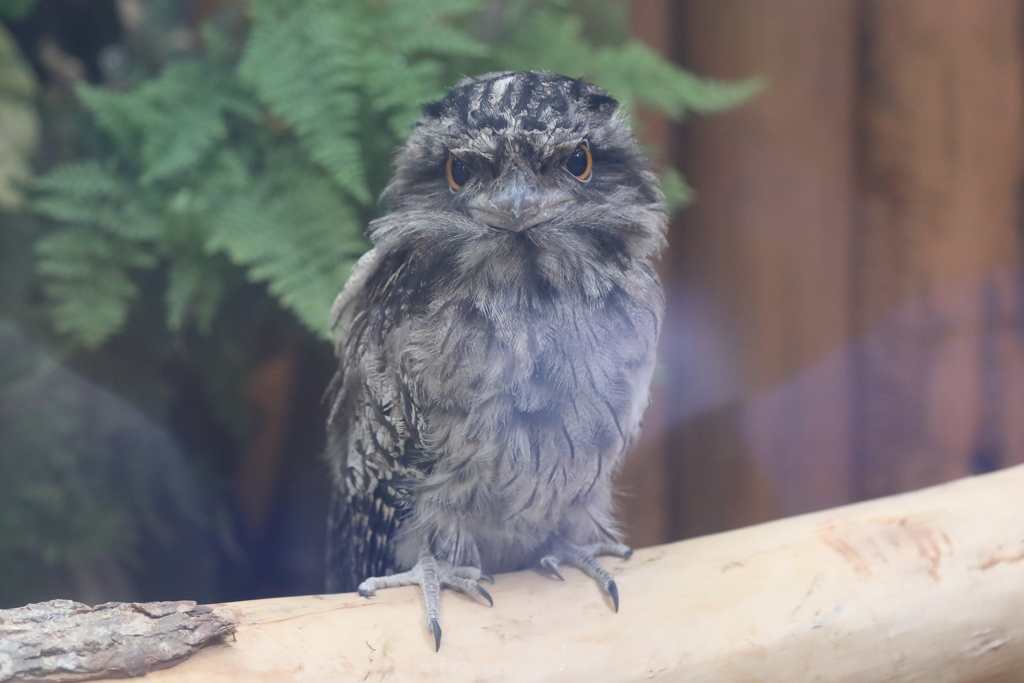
[369,249,650,476]
[367,234,657,407]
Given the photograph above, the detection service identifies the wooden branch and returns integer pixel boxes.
[0,601,235,682]
[80,465,1024,682]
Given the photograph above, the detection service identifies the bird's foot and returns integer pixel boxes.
[357,551,492,651]
[538,539,632,612]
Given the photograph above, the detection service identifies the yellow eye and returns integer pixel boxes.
[565,142,592,181]
[446,154,470,191]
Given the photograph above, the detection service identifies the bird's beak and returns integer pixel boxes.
[467,173,573,232]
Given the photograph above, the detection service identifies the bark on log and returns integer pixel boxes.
[87,464,1024,682]
[0,600,235,682]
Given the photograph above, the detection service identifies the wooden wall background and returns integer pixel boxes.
[617,0,1024,548]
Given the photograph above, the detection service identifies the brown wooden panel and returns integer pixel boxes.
[609,0,1024,546]
[667,0,858,538]
[854,0,1024,497]
[614,0,675,549]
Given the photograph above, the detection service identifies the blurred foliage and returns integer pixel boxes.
[0,0,38,21]
[0,23,39,208]
[30,0,759,349]
[0,319,218,606]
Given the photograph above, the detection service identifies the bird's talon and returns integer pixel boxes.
[607,579,619,612]
[430,618,442,652]
[541,557,565,581]
[539,539,630,611]
[477,585,494,607]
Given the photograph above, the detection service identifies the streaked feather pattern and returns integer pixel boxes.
[325,71,665,592]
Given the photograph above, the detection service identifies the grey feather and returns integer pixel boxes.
[325,71,665,593]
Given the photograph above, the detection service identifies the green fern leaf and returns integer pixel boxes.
[33,164,165,241]
[35,228,157,347]
[29,0,756,351]
[591,41,763,119]
[206,158,368,338]
[378,0,488,58]
[494,8,761,122]
[78,62,254,184]
[659,167,695,212]
[32,160,127,199]
[165,253,226,334]
[240,3,370,203]
[135,63,232,183]
[75,84,141,153]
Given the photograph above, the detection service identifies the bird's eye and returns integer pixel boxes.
[565,142,592,181]
[446,154,470,191]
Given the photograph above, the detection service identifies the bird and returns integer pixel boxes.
[324,70,666,650]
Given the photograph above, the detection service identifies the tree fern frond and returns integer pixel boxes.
[43,277,137,349]
[378,0,488,58]
[591,41,764,119]
[206,162,368,338]
[133,62,235,184]
[360,55,447,136]
[33,170,164,241]
[35,227,157,347]
[659,167,695,213]
[32,160,127,198]
[75,84,141,152]
[78,62,252,184]
[165,254,227,334]
[32,196,123,229]
[494,9,761,122]
[240,3,370,203]
[36,227,157,272]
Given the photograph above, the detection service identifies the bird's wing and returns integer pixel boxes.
[325,245,433,592]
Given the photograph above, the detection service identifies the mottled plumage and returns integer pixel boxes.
[324,71,665,647]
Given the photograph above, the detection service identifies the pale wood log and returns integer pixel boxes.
[88,464,1024,683]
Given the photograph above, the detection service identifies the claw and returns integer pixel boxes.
[357,550,491,651]
[480,573,495,584]
[607,579,619,613]
[430,618,442,652]
[540,556,565,581]
[539,539,631,612]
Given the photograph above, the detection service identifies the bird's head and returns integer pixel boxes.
[373,71,665,264]
[386,71,636,230]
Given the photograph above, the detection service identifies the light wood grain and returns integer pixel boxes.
[95,464,1024,682]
